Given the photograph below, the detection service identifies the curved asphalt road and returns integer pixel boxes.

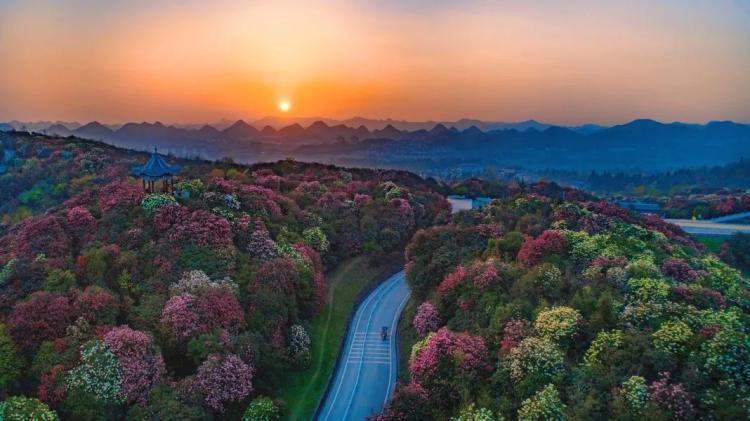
[318,271,410,421]
[667,219,750,236]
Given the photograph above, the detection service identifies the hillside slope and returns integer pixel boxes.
[379,193,750,420]
[0,132,449,419]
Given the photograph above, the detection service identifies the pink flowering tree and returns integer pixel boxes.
[256,257,300,296]
[377,381,431,420]
[153,204,190,233]
[517,230,567,267]
[11,215,71,262]
[648,372,694,419]
[245,220,278,262]
[73,286,118,325]
[161,290,244,340]
[409,327,489,401]
[660,258,698,282]
[103,326,165,404]
[413,302,440,336]
[438,265,467,297]
[167,210,233,250]
[239,185,282,218]
[188,353,253,412]
[65,206,97,251]
[499,318,531,355]
[98,181,144,215]
[7,292,73,349]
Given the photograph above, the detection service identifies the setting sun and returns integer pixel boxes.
[278,100,291,113]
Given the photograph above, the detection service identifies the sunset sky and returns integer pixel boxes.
[1,0,749,125]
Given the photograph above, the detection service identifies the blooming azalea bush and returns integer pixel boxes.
[102,326,165,404]
[7,292,73,350]
[161,289,244,339]
[517,230,567,267]
[187,353,253,412]
[98,181,144,215]
[413,302,440,336]
[65,340,125,405]
[648,372,694,419]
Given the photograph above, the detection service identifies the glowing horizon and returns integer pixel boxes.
[1,0,749,125]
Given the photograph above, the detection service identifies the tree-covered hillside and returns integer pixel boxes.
[0,132,449,419]
[379,194,750,420]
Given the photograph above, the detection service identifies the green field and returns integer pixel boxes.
[279,254,402,421]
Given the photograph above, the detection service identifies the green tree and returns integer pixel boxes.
[0,324,23,389]
[0,396,58,421]
[517,384,566,421]
[242,397,280,421]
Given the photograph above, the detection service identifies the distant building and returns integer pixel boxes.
[447,195,493,213]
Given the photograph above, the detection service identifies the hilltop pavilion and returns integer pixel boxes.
[131,148,181,193]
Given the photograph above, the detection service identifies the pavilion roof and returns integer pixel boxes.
[132,149,181,180]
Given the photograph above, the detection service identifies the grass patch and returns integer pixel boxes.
[396,298,418,383]
[696,235,726,254]
[279,254,403,421]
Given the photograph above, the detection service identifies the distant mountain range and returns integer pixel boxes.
[3,118,748,172]
[4,116,602,136]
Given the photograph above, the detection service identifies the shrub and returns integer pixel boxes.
[652,321,692,355]
[66,340,125,405]
[72,286,118,325]
[620,376,648,414]
[302,227,329,252]
[289,324,311,368]
[7,292,73,349]
[648,372,694,419]
[141,194,178,215]
[451,403,503,421]
[98,181,144,214]
[410,328,489,385]
[189,353,254,412]
[0,324,23,389]
[161,290,244,339]
[534,306,582,343]
[170,270,238,296]
[167,210,233,250]
[242,397,280,421]
[508,337,565,382]
[517,230,567,267]
[499,319,531,355]
[0,396,58,421]
[413,302,440,336]
[583,330,624,369]
[103,326,165,404]
[517,384,566,421]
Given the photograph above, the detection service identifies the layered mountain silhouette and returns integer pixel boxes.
[4,118,748,171]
